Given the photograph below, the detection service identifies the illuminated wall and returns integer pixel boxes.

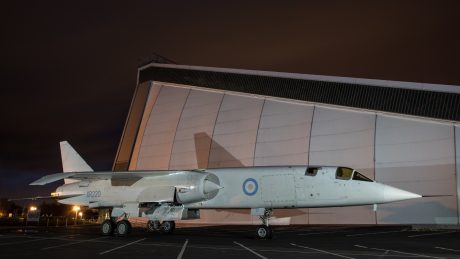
[127,81,460,225]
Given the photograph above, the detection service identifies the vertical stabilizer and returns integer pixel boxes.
[60,141,93,184]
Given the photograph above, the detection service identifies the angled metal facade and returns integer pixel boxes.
[114,64,460,225]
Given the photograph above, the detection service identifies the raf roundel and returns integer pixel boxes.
[242,178,258,196]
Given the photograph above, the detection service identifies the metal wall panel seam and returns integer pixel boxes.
[306,105,316,166]
[130,83,161,170]
[454,125,460,224]
[113,82,152,171]
[167,88,192,170]
[206,93,226,169]
[373,113,378,225]
[306,105,316,226]
[253,99,266,166]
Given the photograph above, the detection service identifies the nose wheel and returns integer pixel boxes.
[256,209,273,239]
[256,225,272,239]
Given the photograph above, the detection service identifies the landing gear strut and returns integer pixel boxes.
[256,209,273,239]
[147,220,175,234]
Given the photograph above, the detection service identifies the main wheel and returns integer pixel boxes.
[101,219,115,236]
[161,221,175,234]
[147,220,160,232]
[256,225,272,239]
[116,220,132,236]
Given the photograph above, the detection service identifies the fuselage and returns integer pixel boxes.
[54,166,420,210]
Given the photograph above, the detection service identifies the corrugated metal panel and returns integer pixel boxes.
[139,67,460,121]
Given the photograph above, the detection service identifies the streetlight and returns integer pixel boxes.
[78,211,83,220]
[29,206,37,211]
[72,206,80,225]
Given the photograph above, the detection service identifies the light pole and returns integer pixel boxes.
[72,206,80,225]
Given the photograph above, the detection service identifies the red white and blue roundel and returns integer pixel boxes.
[242,178,258,196]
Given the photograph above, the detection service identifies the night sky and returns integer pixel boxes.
[1,1,460,199]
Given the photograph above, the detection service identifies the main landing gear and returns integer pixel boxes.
[101,218,132,237]
[147,220,176,234]
[256,208,273,239]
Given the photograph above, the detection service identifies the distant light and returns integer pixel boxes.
[78,212,83,217]
[29,206,37,211]
[72,205,80,212]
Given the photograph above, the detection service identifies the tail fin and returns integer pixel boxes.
[60,141,93,184]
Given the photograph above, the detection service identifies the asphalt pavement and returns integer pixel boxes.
[0,224,459,259]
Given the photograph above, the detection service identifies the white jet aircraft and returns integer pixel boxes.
[30,141,422,239]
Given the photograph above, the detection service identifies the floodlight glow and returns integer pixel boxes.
[72,205,80,212]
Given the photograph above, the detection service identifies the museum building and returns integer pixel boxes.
[113,62,460,225]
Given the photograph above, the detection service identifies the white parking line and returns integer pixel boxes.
[99,238,146,255]
[234,241,268,259]
[435,246,460,252]
[357,245,443,259]
[408,231,456,238]
[0,234,77,246]
[297,230,349,236]
[177,239,189,259]
[290,243,355,259]
[42,236,107,250]
[0,237,50,246]
[347,230,405,237]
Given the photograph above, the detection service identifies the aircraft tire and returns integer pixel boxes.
[161,221,175,234]
[147,220,154,232]
[101,219,115,236]
[116,220,132,237]
[147,220,160,232]
[256,225,272,239]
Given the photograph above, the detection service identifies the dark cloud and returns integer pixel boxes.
[1,0,459,197]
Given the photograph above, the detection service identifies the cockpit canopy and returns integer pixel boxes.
[305,166,373,182]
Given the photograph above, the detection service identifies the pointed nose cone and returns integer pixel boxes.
[384,185,422,203]
[204,180,223,194]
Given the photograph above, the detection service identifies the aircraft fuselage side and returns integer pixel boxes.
[56,166,410,209]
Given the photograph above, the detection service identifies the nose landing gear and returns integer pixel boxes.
[256,208,273,239]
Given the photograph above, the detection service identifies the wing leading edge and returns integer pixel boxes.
[30,171,187,186]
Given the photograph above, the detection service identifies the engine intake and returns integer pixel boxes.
[176,173,222,204]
